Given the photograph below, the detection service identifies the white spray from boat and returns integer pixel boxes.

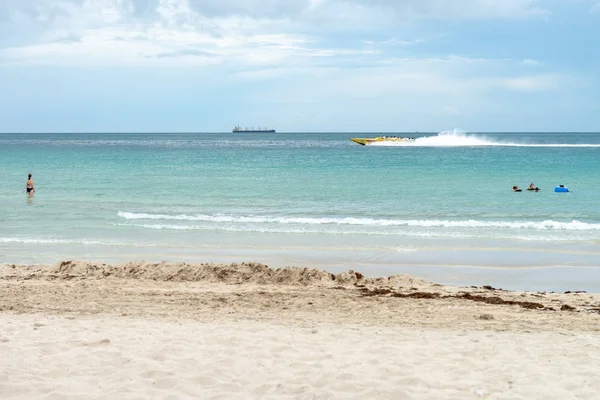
[368,129,600,147]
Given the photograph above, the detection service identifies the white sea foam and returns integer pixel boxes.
[117,212,600,231]
[369,130,600,147]
[0,237,160,247]
[117,223,473,238]
[118,223,598,242]
[0,238,112,245]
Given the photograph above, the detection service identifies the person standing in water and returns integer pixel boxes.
[26,173,35,196]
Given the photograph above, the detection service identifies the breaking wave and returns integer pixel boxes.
[117,212,600,231]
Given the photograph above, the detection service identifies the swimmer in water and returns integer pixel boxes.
[26,173,35,197]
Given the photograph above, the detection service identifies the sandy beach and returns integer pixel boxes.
[1,261,600,399]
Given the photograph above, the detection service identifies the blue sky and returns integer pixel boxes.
[1,0,599,132]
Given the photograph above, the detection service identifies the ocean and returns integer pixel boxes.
[2,131,600,291]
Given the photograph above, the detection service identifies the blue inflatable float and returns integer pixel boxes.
[554,185,569,193]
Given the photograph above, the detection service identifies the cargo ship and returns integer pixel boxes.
[233,125,276,133]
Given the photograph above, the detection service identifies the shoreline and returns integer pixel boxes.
[2,249,600,292]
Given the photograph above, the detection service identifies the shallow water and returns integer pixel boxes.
[2,131,600,290]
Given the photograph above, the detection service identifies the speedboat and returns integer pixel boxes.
[350,136,416,145]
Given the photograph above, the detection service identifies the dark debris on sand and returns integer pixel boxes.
[358,288,579,312]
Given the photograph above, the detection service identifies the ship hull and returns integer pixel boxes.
[232,129,276,133]
[350,137,415,145]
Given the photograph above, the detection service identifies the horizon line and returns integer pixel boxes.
[2,131,600,134]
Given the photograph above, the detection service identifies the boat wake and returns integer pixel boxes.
[369,130,600,147]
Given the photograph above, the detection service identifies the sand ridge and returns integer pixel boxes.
[1,261,599,331]
[1,260,431,287]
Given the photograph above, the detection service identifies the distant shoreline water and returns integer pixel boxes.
[2,131,600,290]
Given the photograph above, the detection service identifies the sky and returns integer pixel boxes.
[0,0,599,133]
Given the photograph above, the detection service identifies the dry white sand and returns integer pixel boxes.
[1,261,600,399]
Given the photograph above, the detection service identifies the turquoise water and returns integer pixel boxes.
[2,131,600,290]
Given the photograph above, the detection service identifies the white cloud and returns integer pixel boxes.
[363,37,426,46]
[186,0,311,18]
[503,75,558,91]
[0,0,551,50]
[182,0,549,20]
[0,26,334,67]
[0,0,555,70]
[523,58,541,66]
[112,0,550,22]
[0,0,567,113]
[341,0,548,19]
[244,57,561,109]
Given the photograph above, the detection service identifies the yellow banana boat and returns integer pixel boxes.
[350,136,416,145]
